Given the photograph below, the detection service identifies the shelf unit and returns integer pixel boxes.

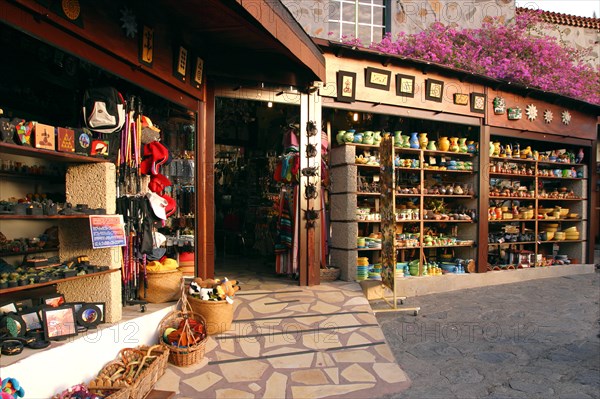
[0,143,113,300]
[330,140,479,280]
[486,142,588,269]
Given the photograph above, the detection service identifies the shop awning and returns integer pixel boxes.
[158,0,326,87]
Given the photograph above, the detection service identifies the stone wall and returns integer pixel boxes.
[283,0,516,41]
[534,23,599,69]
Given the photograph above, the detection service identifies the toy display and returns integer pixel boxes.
[1,378,24,399]
[188,277,241,304]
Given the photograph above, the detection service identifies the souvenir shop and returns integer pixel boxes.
[0,1,325,397]
[212,94,330,279]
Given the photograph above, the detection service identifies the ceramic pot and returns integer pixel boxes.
[353,133,363,143]
[393,131,402,147]
[409,132,419,149]
[363,135,374,145]
[493,141,501,156]
[401,135,410,148]
[336,131,346,144]
[373,131,382,145]
[344,132,355,143]
[467,140,476,153]
[418,133,428,150]
[458,138,468,153]
[438,136,450,152]
[449,137,459,152]
[427,140,437,151]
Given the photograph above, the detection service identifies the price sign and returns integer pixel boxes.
[89,215,127,249]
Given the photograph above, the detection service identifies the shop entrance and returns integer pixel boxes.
[213,97,301,280]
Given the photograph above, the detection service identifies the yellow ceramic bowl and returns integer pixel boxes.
[543,223,560,228]
[568,213,579,219]
[554,232,566,241]
[545,227,558,232]
[545,231,555,241]
[563,226,578,233]
[559,208,569,217]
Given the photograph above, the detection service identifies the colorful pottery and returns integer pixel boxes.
[343,131,355,143]
[409,132,419,149]
[467,140,476,153]
[373,131,382,145]
[449,137,459,152]
[353,132,363,143]
[427,140,437,150]
[418,133,428,150]
[458,138,468,153]
[438,136,450,152]
[336,130,346,144]
[394,131,402,147]
[401,135,410,148]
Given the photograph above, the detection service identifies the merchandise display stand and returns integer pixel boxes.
[373,135,420,315]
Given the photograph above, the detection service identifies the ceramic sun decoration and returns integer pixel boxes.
[543,109,553,124]
[525,104,538,121]
[561,110,571,125]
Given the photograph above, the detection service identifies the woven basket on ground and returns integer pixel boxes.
[320,267,341,282]
[138,269,183,303]
[159,281,208,367]
[187,295,233,335]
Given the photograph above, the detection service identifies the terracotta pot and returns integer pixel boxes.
[438,136,450,152]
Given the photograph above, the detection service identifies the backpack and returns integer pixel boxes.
[82,87,126,134]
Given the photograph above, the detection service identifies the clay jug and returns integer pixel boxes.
[427,140,437,151]
[409,132,420,149]
[344,131,355,143]
[438,136,450,152]
[458,138,468,153]
[336,130,346,144]
[373,131,382,145]
[363,135,374,145]
[393,131,402,147]
[449,137,459,152]
[418,133,429,150]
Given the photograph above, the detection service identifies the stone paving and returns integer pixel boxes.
[376,272,600,399]
[153,269,411,398]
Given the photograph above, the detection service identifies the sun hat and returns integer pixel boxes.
[147,192,168,220]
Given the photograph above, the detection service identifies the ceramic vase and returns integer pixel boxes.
[438,136,450,152]
[418,133,429,150]
[373,131,382,145]
[336,130,346,144]
[409,132,419,149]
[344,131,355,143]
[394,131,402,147]
[401,135,410,148]
[458,138,468,153]
[427,140,437,151]
[353,132,363,143]
[363,135,374,145]
[493,141,501,156]
[467,140,476,154]
[449,137,459,152]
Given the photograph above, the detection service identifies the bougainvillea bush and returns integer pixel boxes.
[343,11,600,105]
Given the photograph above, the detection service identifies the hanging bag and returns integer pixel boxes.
[82,87,126,134]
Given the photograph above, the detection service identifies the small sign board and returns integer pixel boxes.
[89,215,127,249]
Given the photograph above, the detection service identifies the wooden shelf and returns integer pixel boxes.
[489,219,536,223]
[0,247,59,257]
[355,164,379,169]
[423,168,474,173]
[0,142,109,163]
[357,220,382,223]
[343,142,381,149]
[395,193,421,197]
[0,171,64,183]
[0,214,92,220]
[537,160,584,167]
[357,247,382,251]
[538,240,585,244]
[490,156,535,164]
[422,243,475,248]
[487,241,537,246]
[0,268,119,294]
[356,192,380,196]
[490,196,536,200]
[424,194,475,199]
[423,219,475,223]
[424,149,474,157]
[539,219,585,222]
[395,167,420,172]
[537,198,585,201]
[537,176,583,180]
[489,172,535,178]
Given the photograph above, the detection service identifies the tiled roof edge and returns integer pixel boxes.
[517,7,600,30]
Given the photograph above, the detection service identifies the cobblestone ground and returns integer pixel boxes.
[377,272,600,399]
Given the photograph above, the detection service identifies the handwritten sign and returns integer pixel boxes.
[89,215,126,249]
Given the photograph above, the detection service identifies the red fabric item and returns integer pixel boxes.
[148,173,172,193]
[140,141,169,175]
[161,193,177,217]
[273,161,283,182]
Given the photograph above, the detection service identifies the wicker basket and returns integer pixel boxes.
[159,309,208,367]
[320,267,341,282]
[138,269,183,303]
[187,295,233,335]
[88,386,132,399]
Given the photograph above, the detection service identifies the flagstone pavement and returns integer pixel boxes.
[152,271,411,398]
